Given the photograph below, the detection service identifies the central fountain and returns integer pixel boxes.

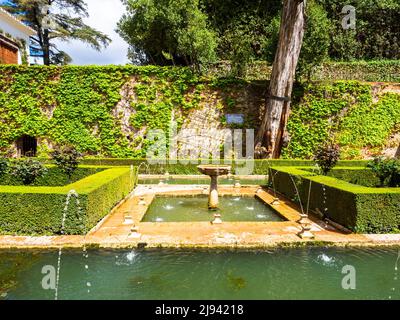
[197,165,231,211]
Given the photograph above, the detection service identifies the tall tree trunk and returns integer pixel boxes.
[255,0,306,159]
[43,29,50,65]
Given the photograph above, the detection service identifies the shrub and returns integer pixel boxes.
[313,142,340,175]
[270,166,400,233]
[117,0,217,71]
[0,167,135,235]
[367,157,400,187]
[51,146,83,179]
[12,159,48,185]
[0,158,8,177]
[0,166,103,187]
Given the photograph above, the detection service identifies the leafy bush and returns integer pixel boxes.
[117,0,217,71]
[51,146,82,179]
[367,157,400,187]
[271,166,400,234]
[320,0,400,60]
[11,159,48,185]
[0,167,135,235]
[0,166,103,187]
[0,158,8,177]
[314,142,340,175]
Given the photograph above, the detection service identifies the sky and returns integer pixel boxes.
[54,0,129,65]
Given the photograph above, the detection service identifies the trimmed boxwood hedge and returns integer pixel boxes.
[0,166,104,186]
[71,158,369,174]
[327,167,381,188]
[270,167,400,234]
[0,166,137,236]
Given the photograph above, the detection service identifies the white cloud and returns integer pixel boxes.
[53,0,130,65]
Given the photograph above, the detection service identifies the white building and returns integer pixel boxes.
[0,7,35,64]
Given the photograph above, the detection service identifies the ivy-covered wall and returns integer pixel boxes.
[0,65,263,158]
[283,81,400,159]
[0,65,399,160]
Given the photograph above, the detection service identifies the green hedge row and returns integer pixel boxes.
[0,166,137,236]
[75,158,369,174]
[327,168,381,188]
[270,167,400,234]
[211,60,400,82]
[311,60,400,82]
[0,166,104,186]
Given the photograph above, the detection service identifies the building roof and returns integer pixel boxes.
[0,7,36,36]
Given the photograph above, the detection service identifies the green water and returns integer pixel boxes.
[138,177,268,185]
[142,196,285,222]
[1,247,399,300]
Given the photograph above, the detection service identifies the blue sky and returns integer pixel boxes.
[2,0,130,65]
[53,0,129,65]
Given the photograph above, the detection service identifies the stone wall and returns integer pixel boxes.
[112,79,267,159]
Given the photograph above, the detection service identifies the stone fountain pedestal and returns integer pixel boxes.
[197,165,231,210]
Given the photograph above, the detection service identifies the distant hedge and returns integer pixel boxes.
[312,61,400,82]
[0,166,104,186]
[74,158,369,174]
[0,166,137,235]
[213,60,400,83]
[271,167,400,234]
[327,168,381,188]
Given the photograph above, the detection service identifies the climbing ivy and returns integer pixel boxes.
[0,65,207,158]
[1,66,399,160]
[283,81,400,159]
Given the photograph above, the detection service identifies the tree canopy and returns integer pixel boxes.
[117,0,217,72]
[117,0,400,73]
[1,0,111,65]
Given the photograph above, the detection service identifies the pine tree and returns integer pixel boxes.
[1,0,111,65]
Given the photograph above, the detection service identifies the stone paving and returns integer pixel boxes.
[1,184,400,249]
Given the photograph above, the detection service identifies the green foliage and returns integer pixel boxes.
[271,166,400,234]
[51,146,83,179]
[338,93,400,155]
[117,0,217,71]
[0,158,8,177]
[118,0,400,73]
[1,0,111,65]
[1,65,399,161]
[297,1,331,80]
[327,167,380,187]
[0,65,206,158]
[367,157,400,187]
[311,60,400,82]
[205,0,399,67]
[318,0,400,60]
[283,81,400,159]
[0,166,104,187]
[0,167,136,235]
[313,142,340,175]
[11,159,48,185]
[78,158,368,175]
[203,0,281,66]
